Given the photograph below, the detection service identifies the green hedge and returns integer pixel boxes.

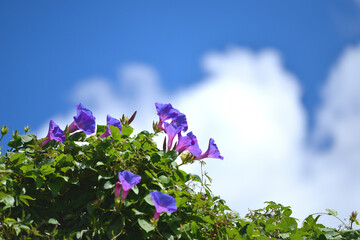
[0,105,358,239]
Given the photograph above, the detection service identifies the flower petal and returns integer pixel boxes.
[164,122,182,150]
[175,132,202,157]
[155,103,180,121]
[150,191,177,220]
[42,120,65,146]
[70,103,96,135]
[197,138,224,160]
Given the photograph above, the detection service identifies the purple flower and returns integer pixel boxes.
[155,103,180,121]
[117,170,141,200]
[196,138,224,160]
[100,115,122,138]
[164,122,182,150]
[150,191,177,220]
[41,120,65,146]
[171,113,188,132]
[175,132,202,157]
[114,182,122,198]
[69,103,96,135]
[155,103,188,132]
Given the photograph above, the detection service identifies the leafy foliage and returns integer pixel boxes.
[0,112,359,239]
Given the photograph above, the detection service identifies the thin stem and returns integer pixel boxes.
[111,223,125,240]
[199,161,205,192]
[156,226,165,239]
[302,212,350,229]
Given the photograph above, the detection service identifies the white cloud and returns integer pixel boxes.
[309,43,360,223]
[37,45,360,227]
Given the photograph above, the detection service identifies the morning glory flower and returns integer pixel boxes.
[100,114,122,138]
[171,113,188,132]
[164,122,182,150]
[69,103,96,135]
[150,191,177,220]
[155,103,189,132]
[114,182,122,198]
[41,120,66,146]
[196,138,224,160]
[175,132,202,157]
[117,170,141,200]
[155,103,180,121]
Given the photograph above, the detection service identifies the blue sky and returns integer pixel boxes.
[1,1,360,226]
[1,1,359,131]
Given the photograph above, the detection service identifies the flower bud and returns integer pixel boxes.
[24,125,30,133]
[1,125,8,136]
[12,130,19,139]
[350,211,358,222]
[127,111,137,124]
[152,121,162,133]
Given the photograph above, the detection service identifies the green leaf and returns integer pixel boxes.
[96,125,107,134]
[131,185,139,195]
[144,194,154,206]
[9,152,26,165]
[19,194,34,206]
[190,221,198,234]
[138,219,155,233]
[20,163,34,173]
[132,208,145,215]
[342,229,360,239]
[48,218,60,225]
[163,150,178,162]
[15,226,21,236]
[95,161,105,167]
[159,175,170,184]
[0,192,15,207]
[20,134,34,143]
[122,125,133,137]
[69,131,86,141]
[40,164,55,175]
[8,136,22,148]
[103,181,114,189]
[186,173,201,182]
[60,166,72,173]
[265,223,277,232]
[202,216,214,224]
[326,209,338,217]
[48,181,61,196]
[109,125,122,141]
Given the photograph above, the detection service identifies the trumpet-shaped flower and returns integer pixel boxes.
[175,132,202,157]
[69,103,96,135]
[171,113,188,132]
[155,103,189,132]
[117,170,141,200]
[41,120,65,146]
[196,138,224,160]
[114,182,122,198]
[100,115,122,138]
[155,103,180,121]
[164,122,182,150]
[150,191,177,220]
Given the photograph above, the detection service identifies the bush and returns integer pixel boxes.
[0,103,358,239]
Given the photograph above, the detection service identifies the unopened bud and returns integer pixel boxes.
[163,136,167,152]
[12,130,19,139]
[180,152,196,164]
[127,111,137,124]
[350,211,358,222]
[120,114,126,125]
[24,125,30,133]
[152,121,162,133]
[1,125,8,136]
